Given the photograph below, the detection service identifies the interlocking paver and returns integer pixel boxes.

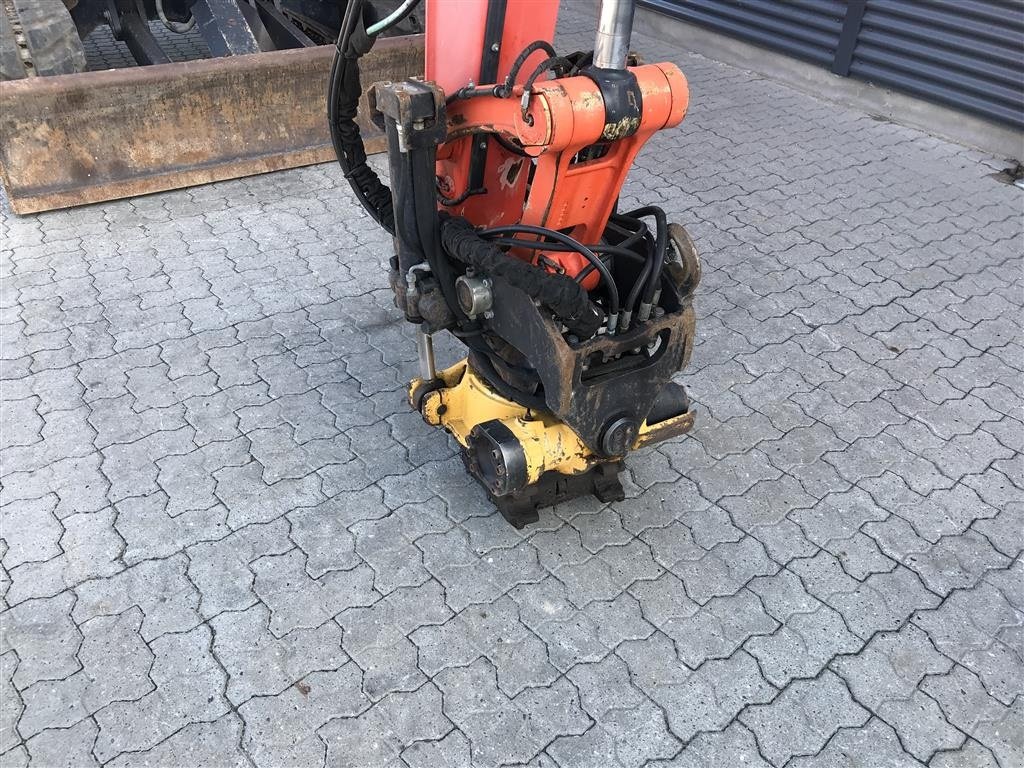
[2,1,1021,764]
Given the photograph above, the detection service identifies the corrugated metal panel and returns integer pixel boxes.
[639,0,1024,129]
[850,0,1024,127]
[638,0,847,66]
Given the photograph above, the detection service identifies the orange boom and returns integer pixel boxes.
[329,0,702,525]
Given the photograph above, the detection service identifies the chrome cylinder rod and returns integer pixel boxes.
[417,327,437,380]
[593,0,636,70]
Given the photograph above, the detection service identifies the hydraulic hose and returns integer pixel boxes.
[441,216,605,339]
[622,205,667,308]
[327,0,420,235]
[479,224,619,319]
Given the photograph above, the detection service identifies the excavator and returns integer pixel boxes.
[329,0,700,527]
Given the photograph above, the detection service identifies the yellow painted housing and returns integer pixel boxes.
[410,358,695,486]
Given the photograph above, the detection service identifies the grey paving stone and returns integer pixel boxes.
[0,593,82,690]
[417,590,554,691]
[922,665,1024,768]
[240,664,367,768]
[904,530,1010,596]
[319,682,452,768]
[913,582,1024,705]
[416,527,544,612]
[73,554,201,641]
[740,671,870,766]
[19,607,153,738]
[619,634,775,742]
[348,498,451,592]
[114,493,228,567]
[5,508,122,606]
[156,437,249,518]
[1,453,109,521]
[791,552,940,639]
[401,729,473,768]
[92,623,229,762]
[0,496,62,571]
[106,713,250,768]
[877,689,965,762]
[186,518,292,618]
[0,745,28,768]
[2,5,1022,764]
[664,588,777,668]
[250,548,377,636]
[653,722,770,768]
[788,487,888,548]
[338,580,451,701]
[434,659,588,767]
[213,460,325,530]
[0,653,22,754]
[786,717,922,768]
[928,738,1000,768]
[23,718,99,768]
[211,603,346,705]
[101,427,196,505]
[669,535,777,605]
[747,597,861,687]
[833,624,951,713]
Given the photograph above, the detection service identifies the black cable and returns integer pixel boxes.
[624,249,652,318]
[522,55,572,95]
[604,214,655,318]
[621,205,667,306]
[607,213,650,250]
[437,183,486,207]
[327,0,402,235]
[446,84,503,103]
[486,237,644,286]
[498,40,558,96]
[479,224,619,317]
[441,216,604,339]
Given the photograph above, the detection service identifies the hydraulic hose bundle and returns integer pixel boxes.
[440,215,604,339]
[327,3,671,344]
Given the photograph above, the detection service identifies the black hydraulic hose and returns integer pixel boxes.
[478,224,619,318]
[607,213,650,250]
[624,251,652,315]
[497,40,559,97]
[605,213,656,318]
[327,0,413,235]
[486,238,643,263]
[468,350,549,412]
[440,216,604,339]
[621,205,667,306]
[522,56,572,93]
[485,238,645,288]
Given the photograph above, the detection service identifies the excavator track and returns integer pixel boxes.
[1,0,85,79]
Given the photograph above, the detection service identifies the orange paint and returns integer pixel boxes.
[429,1,689,289]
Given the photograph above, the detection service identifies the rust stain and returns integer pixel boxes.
[0,36,424,214]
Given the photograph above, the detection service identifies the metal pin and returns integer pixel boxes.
[417,327,436,380]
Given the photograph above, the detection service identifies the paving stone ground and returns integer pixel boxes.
[2,3,1022,766]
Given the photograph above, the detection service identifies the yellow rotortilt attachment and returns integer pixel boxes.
[409,357,696,526]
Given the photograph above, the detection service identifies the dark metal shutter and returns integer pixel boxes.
[638,0,847,67]
[639,0,1024,129]
[849,0,1024,128]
